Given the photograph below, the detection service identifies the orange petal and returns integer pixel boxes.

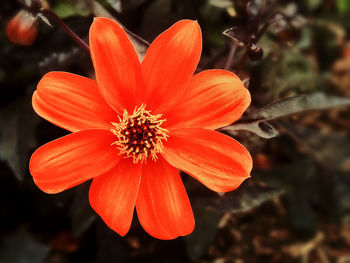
[136,157,194,240]
[89,158,141,236]
[164,70,251,130]
[33,72,118,132]
[141,20,202,114]
[30,129,120,194]
[90,17,145,114]
[162,128,252,192]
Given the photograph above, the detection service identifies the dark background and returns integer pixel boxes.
[0,0,350,262]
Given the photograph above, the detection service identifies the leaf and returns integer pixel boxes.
[221,121,279,139]
[69,182,96,237]
[196,181,283,214]
[0,95,39,181]
[247,92,350,121]
[280,121,350,171]
[53,1,78,18]
[70,0,94,17]
[260,47,319,101]
[94,222,127,263]
[223,27,248,45]
[332,171,350,216]
[222,93,350,139]
[38,48,88,72]
[257,159,318,233]
[185,204,221,261]
[37,13,53,27]
[0,229,49,263]
[337,0,350,13]
[53,0,93,18]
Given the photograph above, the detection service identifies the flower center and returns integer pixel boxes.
[111,104,168,163]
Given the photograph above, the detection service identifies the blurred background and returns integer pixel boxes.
[1,0,350,262]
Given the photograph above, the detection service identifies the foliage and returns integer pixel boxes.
[0,0,349,262]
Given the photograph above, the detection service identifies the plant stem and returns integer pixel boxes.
[235,9,285,74]
[224,41,238,70]
[235,50,248,74]
[40,9,90,54]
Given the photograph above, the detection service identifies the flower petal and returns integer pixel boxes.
[136,157,194,240]
[30,129,120,194]
[89,159,141,236]
[162,128,252,192]
[33,72,117,132]
[90,17,145,114]
[164,70,251,130]
[141,20,202,114]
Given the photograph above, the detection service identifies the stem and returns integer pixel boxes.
[224,41,238,70]
[235,50,248,74]
[118,20,150,47]
[235,6,284,74]
[40,9,90,54]
[235,18,276,74]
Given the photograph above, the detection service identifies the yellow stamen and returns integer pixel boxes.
[110,104,168,163]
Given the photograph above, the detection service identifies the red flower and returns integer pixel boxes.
[6,10,39,46]
[29,18,252,239]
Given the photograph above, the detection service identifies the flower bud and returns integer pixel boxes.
[6,10,39,46]
[248,43,263,61]
[30,0,43,14]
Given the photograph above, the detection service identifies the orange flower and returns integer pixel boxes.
[29,18,252,239]
[6,10,39,46]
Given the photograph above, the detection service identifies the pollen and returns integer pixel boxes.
[111,104,169,163]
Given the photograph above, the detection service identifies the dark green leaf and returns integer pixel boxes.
[257,159,317,233]
[0,95,39,181]
[337,0,350,13]
[223,93,350,139]
[53,0,80,18]
[196,181,283,214]
[247,92,350,121]
[69,182,96,237]
[223,27,248,45]
[0,230,49,263]
[280,121,350,170]
[185,204,221,261]
[221,121,279,139]
[94,222,127,263]
[53,0,93,18]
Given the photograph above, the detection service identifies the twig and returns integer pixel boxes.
[40,9,90,54]
[120,22,150,47]
[224,41,238,70]
[235,9,290,74]
[235,50,249,74]
[317,247,330,263]
[282,232,325,258]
